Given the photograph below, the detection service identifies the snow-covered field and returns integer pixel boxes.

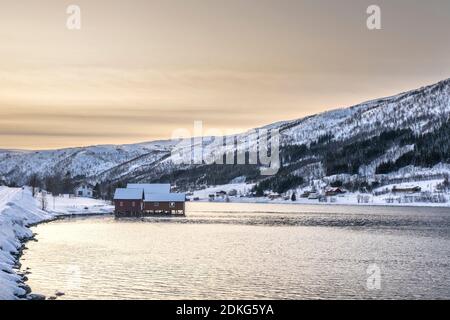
[0,187,112,300]
[45,194,114,216]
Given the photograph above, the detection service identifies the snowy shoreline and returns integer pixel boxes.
[0,187,113,300]
[189,180,450,208]
[193,198,450,209]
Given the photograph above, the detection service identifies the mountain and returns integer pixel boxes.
[1,78,449,195]
[0,141,177,185]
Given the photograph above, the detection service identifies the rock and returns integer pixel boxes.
[55,291,65,297]
[19,284,32,295]
[47,296,57,300]
[28,294,46,300]
[1,268,13,274]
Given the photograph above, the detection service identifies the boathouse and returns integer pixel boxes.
[113,188,144,215]
[113,183,185,216]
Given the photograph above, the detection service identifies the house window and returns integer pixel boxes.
[169,202,176,208]
[132,201,135,207]
[78,191,83,196]
[120,202,123,207]
[154,202,159,207]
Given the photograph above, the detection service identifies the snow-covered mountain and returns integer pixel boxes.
[280,77,450,145]
[0,141,177,185]
[0,77,449,190]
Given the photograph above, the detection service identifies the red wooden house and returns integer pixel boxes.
[113,184,185,216]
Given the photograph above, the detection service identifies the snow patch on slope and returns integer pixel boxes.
[358,144,415,177]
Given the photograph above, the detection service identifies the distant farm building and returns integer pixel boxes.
[325,187,347,197]
[114,183,185,217]
[392,186,422,193]
[74,183,94,198]
[268,193,282,200]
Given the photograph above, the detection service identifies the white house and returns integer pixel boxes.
[74,183,94,198]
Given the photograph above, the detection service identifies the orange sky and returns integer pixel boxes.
[1,0,449,149]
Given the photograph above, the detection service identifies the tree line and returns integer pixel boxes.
[26,172,122,200]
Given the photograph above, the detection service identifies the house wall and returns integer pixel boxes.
[114,199,143,214]
[75,186,93,198]
[144,201,185,212]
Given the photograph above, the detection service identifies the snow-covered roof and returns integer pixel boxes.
[144,193,185,202]
[127,183,170,194]
[114,188,143,200]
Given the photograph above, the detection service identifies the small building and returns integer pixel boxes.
[144,193,186,215]
[325,187,346,197]
[74,183,94,198]
[114,188,144,216]
[308,192,319,200]
[114,183,185,217]
[392,186,422,194]
[300,191,311,198]
[216,191,227,197]
[268,193,282,200]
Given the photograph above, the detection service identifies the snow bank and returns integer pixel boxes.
[0,187,52,299]
[46,194,114,216]
[0,187,113,300]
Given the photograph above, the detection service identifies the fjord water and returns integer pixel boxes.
[21,203,450,300]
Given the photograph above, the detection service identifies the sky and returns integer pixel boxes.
[1,0,449,150]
